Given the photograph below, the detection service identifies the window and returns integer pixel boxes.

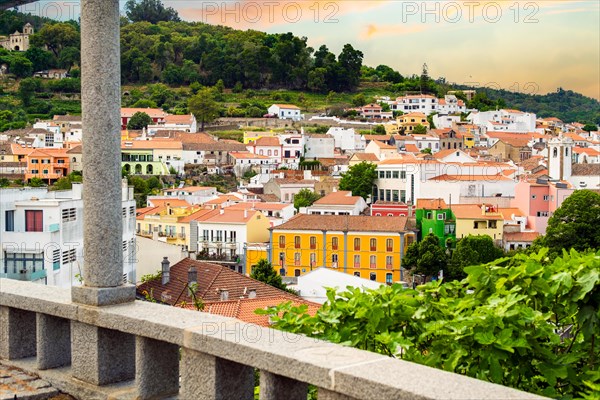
[379,171,385,179]
[31,169,39,174]
[5,210,14,232]
[122,208,127,217]
[370,238,377,251]
[293,236,300,249]
[354,272,361,277]
[543,195,549,201]
[310,253,317,267]
[331,254,338,267]
[3,252,44,274]
[309,236,317,250]
[385,171,391,179]
[25,210,43,232]
[52,249,60,270]
[437,213,446,220]
[392,190,399,202]
[386,256,393,268]
[536,211,549,217]
[62,208,76,222]
[354,255,360,268]
[31,159,38,164]
[392,171,399,179]
[278,236,285,248]
[370,273,377,281]
[331,237,338,250]
[42,170,49,175]
[532,195,537,199]
[354,238,360,251]
[426,212,432,219]
[386,238,393,252]
[294,252,301,266]
[400,171,406,179]
[386,273,393,284]
[369,255,376,268]
[62,249,76,264]
[122,241,128,252]
[129,206,135,216]
[294,269,301,277]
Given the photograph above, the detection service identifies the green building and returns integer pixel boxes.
[121,149,170,175]
[415,199,456,247]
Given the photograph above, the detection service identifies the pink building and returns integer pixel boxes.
[246,136,283,164]
[370,201,413,217]
[511,178,574,234]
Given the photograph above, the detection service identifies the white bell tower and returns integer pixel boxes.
[547,135,574,181]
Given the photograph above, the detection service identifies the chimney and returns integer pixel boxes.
[161,257,170,285]
[220,208,224,215]
[188,265,197,286]
[220,289,229,301]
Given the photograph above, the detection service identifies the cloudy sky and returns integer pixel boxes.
[20,0,600,99]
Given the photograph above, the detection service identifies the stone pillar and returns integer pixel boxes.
[180,348,254,400]
[75,0,129,294]
[71,321,135,386]
[259,371,307,400]
[136,336,180,399]
[37,314,71,370]
[0,306,36,360]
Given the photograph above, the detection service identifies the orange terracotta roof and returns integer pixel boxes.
[202,209,259,224]
[430,174,512,182]
[178,208,220,223]
[351,153,379,161]
[274,214,409,232]
[271,104,300,110]
[229,202,291,211]
[313,191,363,206]
[417,199,448,209]
[164,186,215,193]
[164,114,194,124]
[148,199,191,207]
[121,108,167,118]
[574,147,600,156]
[250,136,280,147]
[404,144,420,153]
[229,151,270,160]
[188,296,320,327]
[504,231,540,242]
[498,208,525,218]
[204,195,241,205]
[363,134,392,141]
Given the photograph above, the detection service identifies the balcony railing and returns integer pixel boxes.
[0,278,544,400]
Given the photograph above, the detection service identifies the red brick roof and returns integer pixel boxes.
[137,258,304,306]
[503,232,539,242]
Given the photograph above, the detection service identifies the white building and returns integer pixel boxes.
[437,95,466,115]
[147,114,197,134]
[305,134,335,159]
[0,182,136,288]
[547,135,574,181]
[268,104,303,121]
[229,151,274,177]
[468,109,537,133]
[302,190,367,216]
[0,23,33,52]
[288,267,382,304]
[433,114,461,130]
[326,127,365,152]
[389,95,438,116]
[153,186,218,205]
[246,136,283,164]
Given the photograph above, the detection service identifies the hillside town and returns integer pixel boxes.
[0,2,599,399]
[2,98,598,297]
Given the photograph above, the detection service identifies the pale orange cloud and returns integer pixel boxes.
[179,0,388,30]
[362,23,427,40]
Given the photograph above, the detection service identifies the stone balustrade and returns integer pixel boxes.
[0,278,546,400]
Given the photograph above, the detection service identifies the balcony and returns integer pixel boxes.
[0,278,543,400]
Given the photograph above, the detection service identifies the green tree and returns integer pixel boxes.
[307,68,327,93]
[293,188,320,210]
[413,124,427,134]
[372,125,386,135]
[403,233,448,277]
[420,148,432,154]
[351,93,366,107]
[582,123,597,132]
[338,161,377,200]
[261,248,600,398]
[127,111,153,130]
[537,190,600,257]
[28,177,45,187]
[188,88,220,131]
[9,56,33,78]
[57,46,80,71]
[0,178,10,187]
[250,259,288,291]
[24,46,55,72]
[30,22,79,57]
[17,78,40,107]
[214,79,225,93]
[448,235,504,280]
[125,0,180,23]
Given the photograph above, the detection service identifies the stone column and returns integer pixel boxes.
[259,371,307,400]
[72,0,133,301]
[70,0,136,386]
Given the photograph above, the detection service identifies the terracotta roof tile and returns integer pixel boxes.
[504,232,540,242]
[274,214,409,232]
[416,199,448,209]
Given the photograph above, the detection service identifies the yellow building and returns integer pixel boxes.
[136,200,218,249]
[451,204,504,246]
[245,242,270,274]
[397,112,430,132]
[270,214,416,284]
[243,130,277,144]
